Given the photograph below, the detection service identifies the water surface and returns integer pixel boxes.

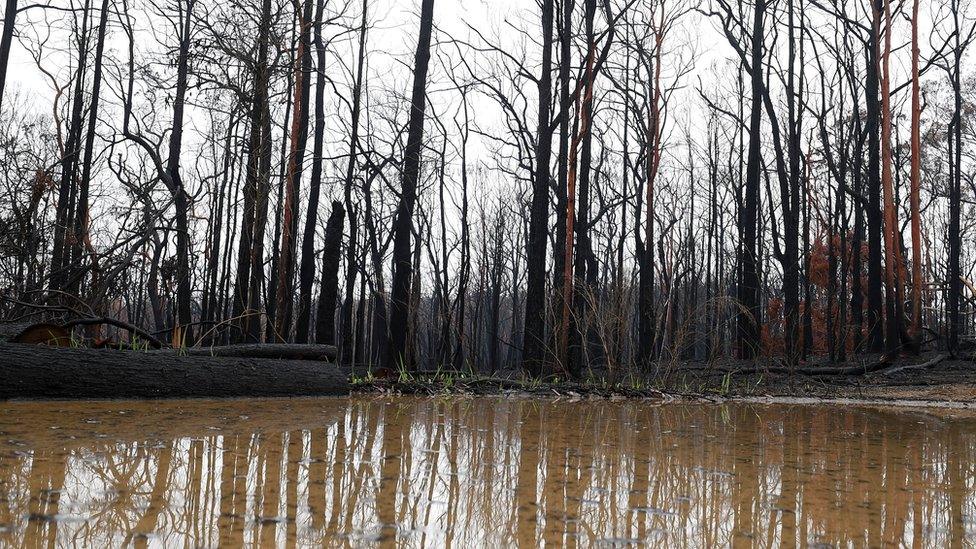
[1,396,974,547]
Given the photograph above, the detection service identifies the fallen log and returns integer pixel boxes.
[165,343,337,361]
[722,360,891,377]
[716,353,949,377]
[0,343,348,400]
[877,354,947,376]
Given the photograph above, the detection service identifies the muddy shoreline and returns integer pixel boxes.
[352,352,976,407]
[1,341,972,406]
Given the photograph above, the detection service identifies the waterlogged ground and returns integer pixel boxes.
[1,397,975,547]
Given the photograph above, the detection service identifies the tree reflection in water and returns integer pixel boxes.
[1,397,974,547]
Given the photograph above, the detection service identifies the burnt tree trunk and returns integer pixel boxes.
[315,202,345,345]
[570,0,600,378]
[244,0,275,342]
[946,5,966,354]
[50,0,92,293]
[295,0,330,343]
[551,0,572,369]
[522,0,555,377]
[387,0,435,370]
[879,0,902,356]
[274,0,315,341]
[164,0,196,344]
[737,0,765,359]
[0,0,17,112]
[338,0,368,367]
[69,0,110,299]
[865,2,885,352]
[908,0,923,349]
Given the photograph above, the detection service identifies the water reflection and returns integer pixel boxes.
[1,397,975,547]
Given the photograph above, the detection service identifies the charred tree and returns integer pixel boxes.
[908,0,923,349]
[944,0,973,354]
[879,0,902,357]
[387,0,435,371]
[522,0,556,377]
[164,0,196,344]
[274,0,315,341]
[295,0,329,343]
[338,0,368,367]
[50,0,93,294]
[0,0,16,112]
[552,0,573,372]
[315,201,345,345]
[865,0,884,352]
[230,0,274,342]
[69,0,111,299]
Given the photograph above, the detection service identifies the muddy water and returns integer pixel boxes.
[1,397,974,547]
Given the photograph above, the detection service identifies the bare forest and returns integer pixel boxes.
[1,0,974,379]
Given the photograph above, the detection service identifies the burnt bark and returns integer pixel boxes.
[0,0,16,112]
[228,0,274,342]
[50,0,92,293]
[865,1,885,352]
[295,0,329,343]
[0,343,348,399]
[315,201,345,345]
[68,0,110,298]
[387,0,435,370]
[522,0,556,377]
[274,0,315,340]
[169,0,196,344]
[338,0,368,367]
[166,343,336,360]
[737,0,765,359]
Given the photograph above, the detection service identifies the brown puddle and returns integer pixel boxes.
[1,396,975,547]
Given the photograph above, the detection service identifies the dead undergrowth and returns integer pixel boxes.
[351,352,976,404]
